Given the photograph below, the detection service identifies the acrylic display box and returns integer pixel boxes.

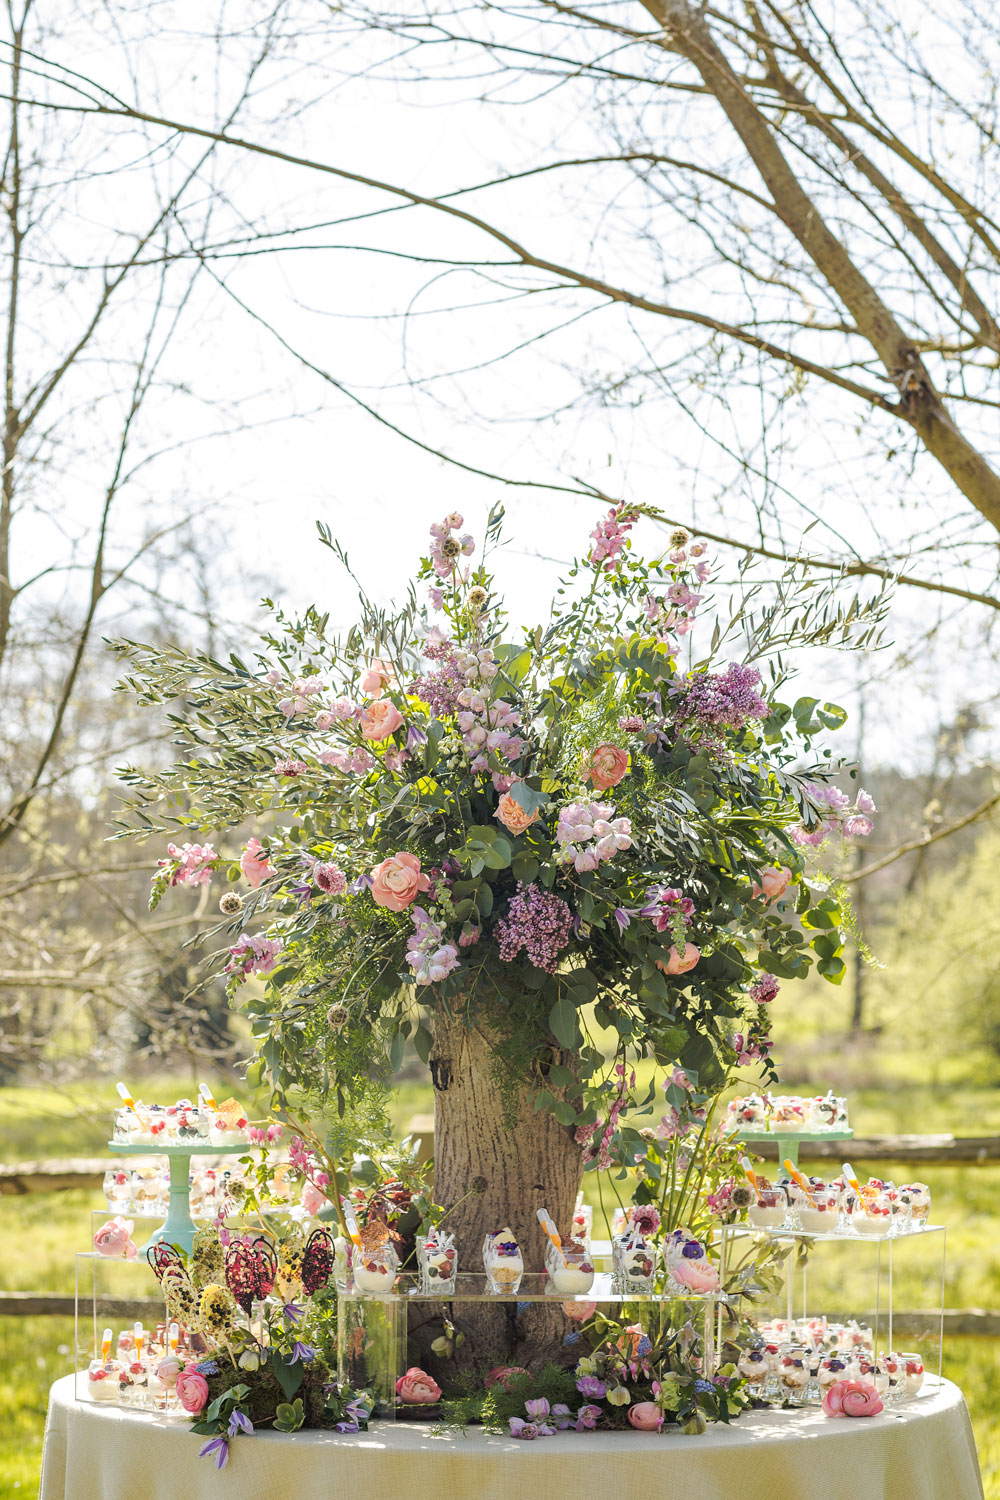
[717,1221,946,1382]
[74,1236,170,1408]
[336,1262,720,1417]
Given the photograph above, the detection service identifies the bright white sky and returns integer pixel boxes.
[7,0,997,782]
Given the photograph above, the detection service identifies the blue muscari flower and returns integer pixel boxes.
[637,1336,652,1356]
[195,1360,220,1375]
[516,1301,530,1314]
[694,1379,715,1396]
[562,1331,581,1346]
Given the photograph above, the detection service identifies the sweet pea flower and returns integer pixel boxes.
[239,838,274,888]
[575,1404,602,1430]
[576,1375,606,1399]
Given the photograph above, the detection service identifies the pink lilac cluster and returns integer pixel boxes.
[792,785,876,846]
[588,503,637,573]
[157,842,217,887]
[749,973,780,1004]
[406,907,461,985]
[266,671,326,719]
[496,883,572,973]
[671,662,770,731]
[428,512,475,582]
[410,633,468,716]
[319,746,375,775]
[556,800,632,872]
[226,933,282,980]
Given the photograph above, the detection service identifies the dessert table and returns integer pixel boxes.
[40,1373,984,1500]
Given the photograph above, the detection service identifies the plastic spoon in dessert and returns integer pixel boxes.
[783,1159,819,1205]
[101,1328,113,1362]
[842,1162,861,1193]
[536,1208,569,1267]
[739,1156,764,1204]
[199,1083,219,1112]
[168,1323,179,1354]
[116,1081,142,1118]
[341,1201,364,1253]
[133,1323,144,1362]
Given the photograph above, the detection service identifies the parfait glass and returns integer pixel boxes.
[103,1168,132,1212]
[791,1188,839,1236]
[416,1230,457,1294]
[880,1351,905,1404]
[737,1345,770,1394]
[777,1344,811,1406]
[612,1231,657,1293]
[854,1191,893,1237]
[352,1242,399,1294]
[548,1243,595,1296]
[899,1353,925,1398]
[818,1354,849,1397]
[747,1185,787,1231]
[483,1230,524,1294]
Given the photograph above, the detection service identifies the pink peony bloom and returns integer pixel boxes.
[240,838,273,888]
[669,1253,719,1294]
[93,1216,138,1260]
[658,943,700,976]
[360,699,404,741]
[628,1402,663,1431]
[395,1368,442,1404]
[754,865,792,903]
[175,1368,209,1415]
[562,1299,597,1322]
[822,1379,884,1418]
[495,791,539,836]
[371,852,430,912]
[359,659,395,697]
[586,743,629,791]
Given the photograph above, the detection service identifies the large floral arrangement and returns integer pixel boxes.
[114,504,876,1287]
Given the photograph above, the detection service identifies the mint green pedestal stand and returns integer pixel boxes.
[735,1128,853,1178]
[107,1140,248,1255]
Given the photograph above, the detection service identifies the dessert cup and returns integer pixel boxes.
[737,1346,769,1388]
[854,1191,893,1237]
[416,1230,457,1294]
[549,1247,595,1296]
[747,1186,787,1230]
[353,1245,399,1294]
[612,1230,657,1293]
[778,1346,810,1404]
[483,1229,524,1294]
[87,1360,120,1402]
[791,1188,839,1235]
[900,1353,924,1397]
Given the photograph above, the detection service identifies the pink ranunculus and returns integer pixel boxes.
[301,1181,327,1217]
[658,942,700,976]
[754,865,792,903]
[240,837,274,889]
[669,1255,719,1294]
[370,851,430,912]
[628,1402,663,1431]
[359,658,395,697]
[822,1378,884,1418]
[93,1217,138,1260]
[175,1367,210,1415]
[359,698,404,741]
[395,1367,442,1404]
[587,743,629,791]
[495,791,539,836]
[485,1366,530,1391]
[562,1299,597,1322]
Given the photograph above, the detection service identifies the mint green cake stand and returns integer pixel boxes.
[107,1140,248,1255]
[734,1127,853,1175]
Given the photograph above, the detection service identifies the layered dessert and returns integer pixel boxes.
[483,1228,524,1294]
[416,1228,457,1294]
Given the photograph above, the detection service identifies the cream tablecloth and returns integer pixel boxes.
[40,1373,984,1500]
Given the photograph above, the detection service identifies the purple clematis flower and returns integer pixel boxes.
[227,1410,254,1437]
[289,1341,316,1364]
[282,1301,305,1326]
[199,1437,229,1469]
[575,1404,602,1431]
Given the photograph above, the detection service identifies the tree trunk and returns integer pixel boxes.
[421,1003,583,1375]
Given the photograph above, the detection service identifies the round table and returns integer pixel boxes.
[40,1373,984,1500]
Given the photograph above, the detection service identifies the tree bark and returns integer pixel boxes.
[423,1003,583,1372]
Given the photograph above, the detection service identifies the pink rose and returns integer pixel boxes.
[175,1367,209,1415]
[359,659,395,697]
[395,1367,442,1404]
[562,1300,597,1322]
[485,1366,530,1391]
[822,1378,883,1418]
[495,791,539,836]
[93,1217,138,1260]
[657,942,700,976]
[359,698,404,741]
[628,1402,663,1431]
[669,1256,719,1294]
[371,851,430,911]
[155,1355,183,1390]
[587,744,629,791]
[240,837,273,889]
[754,865,791,903]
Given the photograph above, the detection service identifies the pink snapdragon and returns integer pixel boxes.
[157,842,218,887]
[556,800,632,871]
[239,838,274,888]
[227,933,283,980]
[588,504,637,572]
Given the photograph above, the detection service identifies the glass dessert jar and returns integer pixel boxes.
[791,1187,839,1235]
[416,1229,457,1294]
[899,1353,925,1397]
[854,1191,893,1237]
[898,1182,931,1227]
[352,1243,399,1294]
[747,1185,787,1230]
[86,1360,120,1402]
[818,1355,849,1392]
[737,1345,769,1389]
[549,1244,595,1296]
[777,1346,810,1404]
[483,1228,524,1294]
[612,1230,657,1293]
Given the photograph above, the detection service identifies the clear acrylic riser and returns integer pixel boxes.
[717,1223,945,1381]
[337,1269,720,1416]
[75,1249,170,1408]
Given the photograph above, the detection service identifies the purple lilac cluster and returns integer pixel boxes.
[671,662,770,731]
[749,973,780,1004]
[792,784,876,846]
[406,906,460,985]
[410,636,467,716]
[495,882,572,973]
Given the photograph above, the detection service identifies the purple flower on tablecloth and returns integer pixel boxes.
[335,1417,360,1434]
[199,1436,229,1469]
[551,1404,574,1430]
[508,1419,539,1440]
[524,1398,550,1420]
[228,1410,254,1436]
[289,1342,316,1364]
[576,1375,606,1399]
[575,1404,602,1431]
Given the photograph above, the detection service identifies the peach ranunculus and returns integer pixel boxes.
[657,942,700,976]
[240,837,274,889]
[495,791,539,836]
[395,1367,442,1404]
[359,658,395,697]
[822,1379,884,1418]
[562,1299,597,1322]
[628,1402,663,1431]
[175,1367,209,1415]
[668,1253,719,1294]
[371,851,430,912]
[586,743,629,791]
[753,864,792,903]
[93,1216,138,1259]
[359,698,404,741]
